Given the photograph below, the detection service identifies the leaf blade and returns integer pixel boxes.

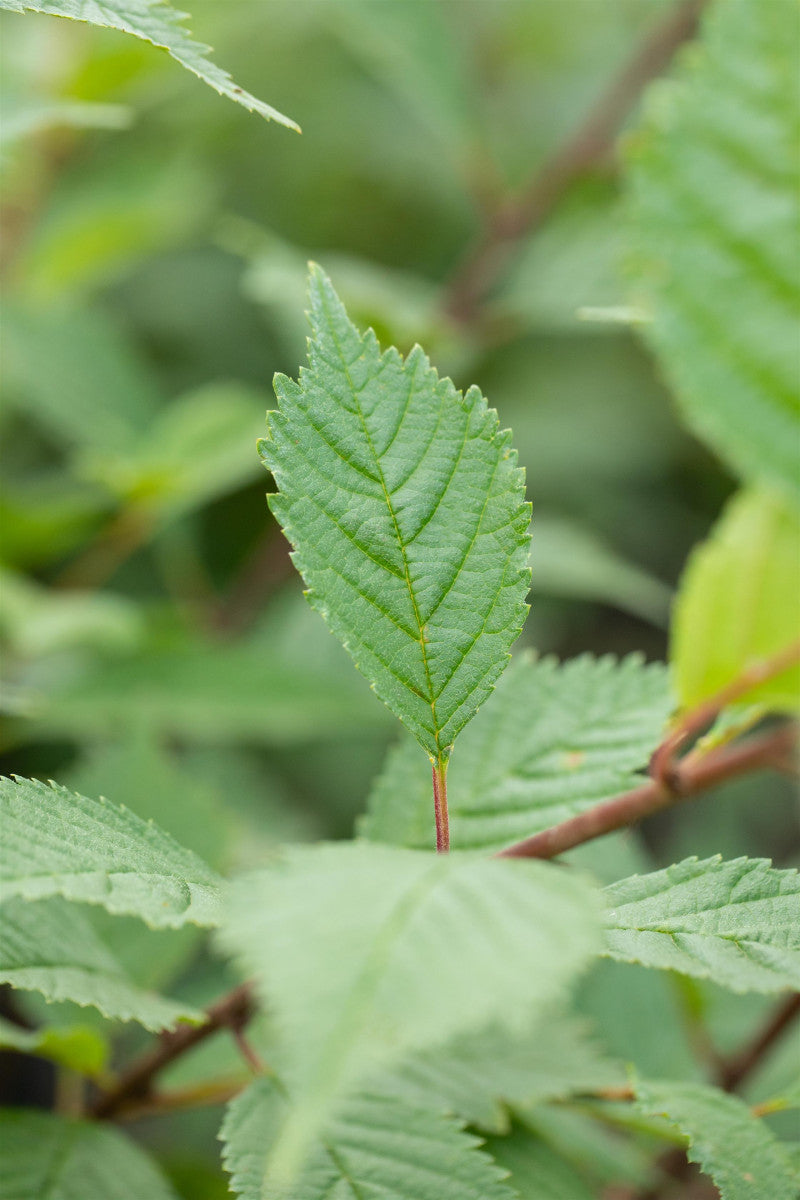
[260,265,531,764]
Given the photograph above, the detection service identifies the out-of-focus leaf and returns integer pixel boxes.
[671,488,800,712]
[532,514,671,625]
[626,0,800,503]
[0,568,142,657]
[1,303,161,448]
[0,0,299,130]
[0,477,109,569]
[0,1108,181,1199]
[0,896,201,1030]
[0,1013,108,1076]
[221,1078,516,1200]
[604,856,800,994]
[0,95,131,147]
[220,842,601,1183]
[635,1078,798,1200]
[483,1126,596,1200]
[361,653,672,852]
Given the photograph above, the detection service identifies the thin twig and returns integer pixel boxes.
[114,1076,248,1123]
[90,982,256,1120]
[443,0,707,323]
[715,992,800,1093]
[497,723,797,860]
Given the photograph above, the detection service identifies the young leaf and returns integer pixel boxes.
[221,1078,516,1200]
[0,897,201,1030]
[220,841,600,1182]
[0,1107,180,1199]
[361,653,672,851]
[0,1014,108,1077]
[671,488,800,712]
[259,265,531,776]
[0,776,223,929]
[635,1079,798,1200]
[603,856,800,993]
[0,0,300,131]
[626,0,800,503]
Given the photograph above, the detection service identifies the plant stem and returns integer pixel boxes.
[432,761,450,853]
[443,0,708,323]
[90,982,255,1120]
[497,723,796,861]
[715,992,800,1093]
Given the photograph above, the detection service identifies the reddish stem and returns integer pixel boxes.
[432,761,450,853]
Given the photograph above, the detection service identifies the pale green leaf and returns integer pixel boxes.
[220,842,601,1183]
[0,1108,180,1200]
[0,96,131,147]
[635,1079,798,1200]
[0,568,142,658]
[0,1014,108,1076]
[0,0,300,131]
[376,1015,625,1135]
[361,653,672,851]
[0,897,201,1029]
[604,856,800,993]
[260,265,531,765]
[626,0,800,502]
[221,1078,515,1200]
[671,488,800,711]
[0,775,223,928]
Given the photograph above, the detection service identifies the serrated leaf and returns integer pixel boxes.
[260,265,531,767]
[0,1014,108,1076]
[221,1078,515,1200]
[603,856,800,993]
[0,1108,180,1200]
[0,897,201,1030]
[671,488,800,712]
[626,0,800,502]
[361,653,672,851]
[0,0,300,131]
[375,1014,625,1135]
[0,775,223,928]
[220,841,601,1183]
[635,1079,797,1200]
[482,1126,595,1200]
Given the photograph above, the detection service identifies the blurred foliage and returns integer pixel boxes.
[0,1,797,1196]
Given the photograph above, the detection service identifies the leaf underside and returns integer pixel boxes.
[260,265,531,764]
[604,856,800,993]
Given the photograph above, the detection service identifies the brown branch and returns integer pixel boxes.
[114,1076,248,1123]
[90,982,256,1120]
[715,992,800,1093]
[443,0,707,323]
[497,722,797,861]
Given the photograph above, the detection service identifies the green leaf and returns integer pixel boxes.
[376,1015,625,1135]
[626,0,800,503]
[0,96,131,147]
[361,653,672,851]
[635,1079,798,1200]
[220,841,601,1183]
[671,488,800,712]
[0,0,300,131]
[0,567,142,658]
[603,856,800,993]
[0,896,201,1029]
[0,1014,108,1076]
[482,1126,595,1200]
[0,1108,180,1200]
[0,775,223,928]
[260,265,531,767]
[221,1078,515,1200]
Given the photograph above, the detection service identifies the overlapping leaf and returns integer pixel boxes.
[604,856,800,993]
[221,1079,515,1200]
[260,265,531,765]
[0,1108,180,1200]
[0,775,223,928]
[0,1014,108,1077]
[361,653,672,851]
[635,1079,798,1200]
[220,841,600,1183]
[626,0,800,502]
[0,897,200,1029]
[0,0,299,130]
[671,488,800,711]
